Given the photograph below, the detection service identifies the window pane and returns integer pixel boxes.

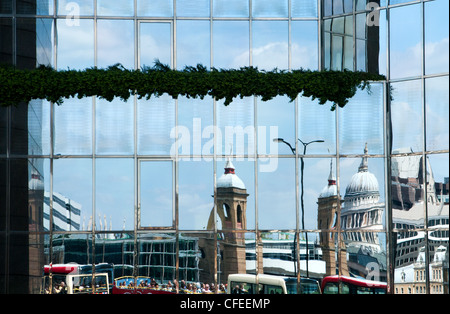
[29,158,49,233]
[137,95,175,155]
[176,0,209,17]
[258,158,296,230]
[97,0,133,16]
[57,19,94,70]
[216,98,254,156]
[179,160,213,230]
[95,98,134,155]
[177,20,210,69]
[140,161,173,228]
[54,98,93,155]
[176,97,213,158]
[252,0,288,18]
[57,0,94,16]
[257,96,294,156]
[97,20,134,69]
[425,76,449,151]
[291,0,318,18]
[389,4,421,79]
[96,158,134,231]
[215,160,255,230]
[139,22,172,68]
[213,21,249,69]
[28,100,50,156]
[391,80,423,153]
[137,0,173,17]
[339,82,384,155]
[291,21,318,70]
[53,159,92,232]
[299,97,336,155]
[424,0,449,75]
[252,21,288,71]
[213,0,249,17]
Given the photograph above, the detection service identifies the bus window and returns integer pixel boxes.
[263,284,283,294]
[230,281,256,294]
[323,282,339,294]
[356,286,372,294]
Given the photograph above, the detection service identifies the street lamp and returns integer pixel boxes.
[273,138,324,279]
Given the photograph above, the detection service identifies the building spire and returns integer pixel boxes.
[358,143,369,172]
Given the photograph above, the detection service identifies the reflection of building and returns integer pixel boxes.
[46,233,201,283]
[317,159,348,276]
[317,144,387,280]
[395,246,448,294]
[202,158,258,283]
[392,150,449,293]
[43,192,81,232]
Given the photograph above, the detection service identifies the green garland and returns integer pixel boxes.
[0,62,386,111]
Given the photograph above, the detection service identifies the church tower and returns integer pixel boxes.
[317,159,348,276]
[202,158,254,283]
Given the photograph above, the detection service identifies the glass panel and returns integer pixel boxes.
[36,18,53,67]
[260,231,296,276]
[176,0,209,17]
[137,95,175,155]
[176,20,210,69]
[57,18,94,70]
[178,233,203,285]
[97,0,133,16]
[390,80,423,153]
[176,96,213,159]
[426,153,448,218]
[0,0,12,14]
[28,100,50,156]
[331,35,343,71]
[252,0,288,18]
[305,158,338,231]
[134,232,178,285]
[339,82,384,155]
[54,98,93,155]
[291,0,318,18]
[213,21,249,69]
[0,159,5,230]
[213,0,249,18]
[340,155,386,229]
[179,160,213,230]
[252,21,288,71]
[389,4,421,79]
[139,22,172,68]
[258,158,296,230]
[0,18,13,65]
[299,98,336,155]
[28,158,48,233]
[53,158,92,232]
[57,0,94,16]
[97,20,134,69]
[137,0,173,17]
[215,159,255,230]
[96,158,134,231]
[218,232,255,283]
[216,97,254,157]
[48,233,92,266]
[139,161,173,228]
[391,153,425,224]
[341,232,387,282]
[424,0,449,75]
[258,96,294,157]
[95,98,134,155]
[291,21,318,70]
[426,76,449,151]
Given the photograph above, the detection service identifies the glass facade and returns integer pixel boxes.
[0,0,448,295]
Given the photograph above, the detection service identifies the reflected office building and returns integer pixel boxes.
[1,0,448,294]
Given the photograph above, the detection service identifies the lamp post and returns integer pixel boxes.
[273,138,324,279]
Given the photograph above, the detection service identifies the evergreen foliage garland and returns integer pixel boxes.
[0,61,386,110]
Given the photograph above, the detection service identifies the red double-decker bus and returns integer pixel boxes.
[321,275,387,294]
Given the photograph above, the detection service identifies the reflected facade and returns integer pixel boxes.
[0,0,448,294]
